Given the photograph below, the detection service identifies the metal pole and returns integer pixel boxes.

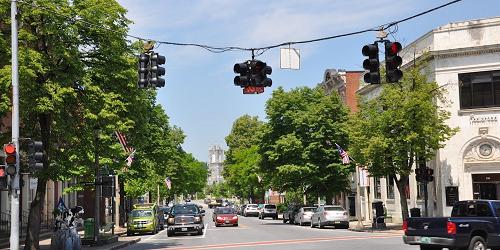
[424,181,428,217]
[93,128,100,245]
[10,0,20,249]
[355,165,363,229]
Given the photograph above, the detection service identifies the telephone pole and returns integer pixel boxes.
[10,0,20,249]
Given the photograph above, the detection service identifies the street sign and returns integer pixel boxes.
[243,86,264,94]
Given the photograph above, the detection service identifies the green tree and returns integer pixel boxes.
[224,115,265,202]
[348,64,458,220]
[260,87,351,204]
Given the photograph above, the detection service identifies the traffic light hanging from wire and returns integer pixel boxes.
[362,43,380,84]
[137,50,166,89]
[233,59,272,94]
[385,41,403,83]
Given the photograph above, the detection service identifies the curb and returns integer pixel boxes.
[108,238,141,250]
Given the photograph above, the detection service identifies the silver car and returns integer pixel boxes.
[243,204,259,217]
[294,207,316,226]
[310,205,349,229]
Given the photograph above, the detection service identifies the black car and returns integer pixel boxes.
[283,204,301,224]
[166,204,205,237]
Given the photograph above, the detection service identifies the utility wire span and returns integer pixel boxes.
[23,0,463,55]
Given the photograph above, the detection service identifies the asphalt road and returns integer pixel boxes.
[122,206,416,250]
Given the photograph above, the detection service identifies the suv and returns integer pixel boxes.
[259,204,278,220]
[166,204,205,237]
[127,203,160,235]
[243,204,259,217]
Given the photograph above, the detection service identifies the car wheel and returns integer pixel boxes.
[318,219,324,229]
[215,224,220,227]
[468,236,486,250]
[310,219,315,228]
[299,219,304,226]
[197,228,203,235]
[167,230,173,237]
[419,246,443,250]
[234,224,238,227]
[274,216,278,220]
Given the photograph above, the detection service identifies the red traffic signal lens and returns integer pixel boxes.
[389,42,402,55]
[4,144,15,154]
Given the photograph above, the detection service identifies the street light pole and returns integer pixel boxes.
[93,127,100,245]
[10,0,20,249]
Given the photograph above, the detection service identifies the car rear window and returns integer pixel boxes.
[265,205,276,209]
[248,205,258,208]
[303,207,315,212]
[219,208,235,214]
[324,206,343,211]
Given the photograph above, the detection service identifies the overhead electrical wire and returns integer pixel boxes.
[23,0,462,55]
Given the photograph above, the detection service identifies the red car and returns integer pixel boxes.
[214,207,238,227]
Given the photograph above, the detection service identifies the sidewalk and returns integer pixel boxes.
[348,220,403,233]
[1,227,139,250]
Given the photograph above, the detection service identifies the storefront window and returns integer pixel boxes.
[387,176,395,199]
[374,177,381,199]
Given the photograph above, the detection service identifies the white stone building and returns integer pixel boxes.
[207,145,225,185]
[357,16,500,222]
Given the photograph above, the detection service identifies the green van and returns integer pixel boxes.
[127,203,159,235]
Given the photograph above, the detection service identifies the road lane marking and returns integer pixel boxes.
[158,234,402,249]
[202,223,208,238]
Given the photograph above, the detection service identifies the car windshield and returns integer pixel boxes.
[218,208,235,214]
[171,205,199,215]
[130,210,152,217]
[324,206,344,211]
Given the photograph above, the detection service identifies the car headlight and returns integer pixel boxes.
[167,218,174,224]
[216,216,222,220]
[232,216,238,220]
[194,216,201,222]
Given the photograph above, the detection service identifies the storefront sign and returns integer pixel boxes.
[445,186,459,207]
[469,115,498,125]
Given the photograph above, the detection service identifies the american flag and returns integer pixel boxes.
[116,131,135,166]
[335,143,350,164]
[115,131,133,153]
[165,177,172,190]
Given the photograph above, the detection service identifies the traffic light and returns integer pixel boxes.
[234,62,250,87]
[137,53,150,88]
[251,60,272,87]
[150,53,166,88]
[426,168,434,182]
[415,168,425,183]
[362,43,380,84]
[385,41,403,83]
[28,141,44,170]
[4,143,17,177]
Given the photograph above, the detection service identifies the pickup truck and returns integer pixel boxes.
[403,200,500,250]
[166,203,205,237]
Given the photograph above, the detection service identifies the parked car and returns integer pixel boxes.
[243,204,259,217]
[127,203,160,235]
[294,207,316,226]
[311,205,349,229]
[209,199,223,209]
[283,204,302,224]
[166,203,205,237]
[259,204,278,220]
[214,207,238,227]
[403,200,500,250]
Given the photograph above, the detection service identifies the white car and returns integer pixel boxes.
[294,207,316,226]
[243,204,259,217]
[310,205,349,229]
[259,204,278,220]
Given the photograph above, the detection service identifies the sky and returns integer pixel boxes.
[116,0,500,162]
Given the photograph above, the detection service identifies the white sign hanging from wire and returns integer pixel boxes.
[280,48,300,70]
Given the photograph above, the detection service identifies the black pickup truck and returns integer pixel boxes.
[166,203,205,237]
[403,200,500,250]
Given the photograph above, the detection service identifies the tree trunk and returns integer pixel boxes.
[325,193,333,205]
[394,175,410,221]
[25,113,51,250]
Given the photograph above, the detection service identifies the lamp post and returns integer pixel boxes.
[93,126,100,245]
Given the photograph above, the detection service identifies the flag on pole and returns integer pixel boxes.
[165,177,172,190]
[126,150,136,167]
[335,143,350,164]
[115,131,133,153]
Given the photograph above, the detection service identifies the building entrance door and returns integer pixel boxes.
[472,174,500,200]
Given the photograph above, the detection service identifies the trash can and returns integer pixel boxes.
[410,208,421,217]
[84,218,94,238]
[372,202,386,229]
